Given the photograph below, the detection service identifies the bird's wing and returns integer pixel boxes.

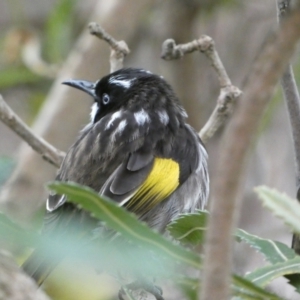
[100,150,180,215]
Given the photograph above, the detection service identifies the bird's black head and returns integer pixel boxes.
[63,68,187,125]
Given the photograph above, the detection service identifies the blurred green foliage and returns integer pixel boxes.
[0,67,42,90]
[0,0,79,120]
[3,181,300,299]
[1,181,286,300]
[45,0,78,64]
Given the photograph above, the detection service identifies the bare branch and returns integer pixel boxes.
[277,0,300,255]
[201,4,300,300]
[200,86,242,143]
[88,22,130,73]
[0,95,65,168]
[161,36,242,143]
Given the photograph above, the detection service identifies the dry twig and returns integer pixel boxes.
[161,36,242,143]
[0,24,131,172]
[89,22,130,73]
[277,0,300,255]
[200,3,300,300]
[0,95,64,168]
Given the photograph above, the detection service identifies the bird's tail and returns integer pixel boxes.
[22,248,61,286]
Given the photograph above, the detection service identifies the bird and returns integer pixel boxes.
[22,68,209,297]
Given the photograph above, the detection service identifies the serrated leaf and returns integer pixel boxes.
[167,210,208,245]
[236,229,296,264]
[232,275,281,300]
[48,181,201,270]
[255,186,300,233]
[168,210,295,267]
[176,275,281,300]
[245,256,300,287]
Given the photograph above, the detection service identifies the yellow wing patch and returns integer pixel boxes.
[126,158,180,213]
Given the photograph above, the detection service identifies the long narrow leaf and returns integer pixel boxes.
[236,229,296,264]
[232,275,281,300]
[255,186,300,233]
[48,182,201,269]
[175,275,281,300]
[245,257,300,287]
[168,210,296,267]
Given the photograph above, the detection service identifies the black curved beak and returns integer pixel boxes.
[62,79,98,99]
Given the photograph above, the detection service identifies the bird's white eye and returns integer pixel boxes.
[102,93,110,105]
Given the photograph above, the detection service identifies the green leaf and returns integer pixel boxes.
[0,67,42,89]
[176,277,198,300]
[255,186,300,233]
[168,210,295,267]
[232,275,281,300]
[48,182,201,270]
[236,229,296,264]
[176,275,281,300]
[245,257,300,288]
[167,210,208,246]
[45,0,77,63]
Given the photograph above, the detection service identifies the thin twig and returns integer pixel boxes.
[88,22,130,73]
[277,0,300,255]
[200,3,300,300]
[0,95,65,168]
[161,36,242,143]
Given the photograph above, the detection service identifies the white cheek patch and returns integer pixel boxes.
[157,110,169,125]
[105,110,122,130]
[90,102,98,122]
[109,76,135,89]
[134,109,150,126]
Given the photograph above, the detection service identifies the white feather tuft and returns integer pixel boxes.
[134,109,150,126]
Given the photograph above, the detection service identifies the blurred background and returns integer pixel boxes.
[0,0,299,299]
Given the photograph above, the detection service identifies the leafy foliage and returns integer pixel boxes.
[45,0,78,63]
[0,67,42,89]
[1,182,300,299]
[167,210,208,246]
[47,182,292,299]
[255,186,300,233]
[245,257,300,287]
[236,229,296,264]
[48,181,201,270]
[167,207,300,297]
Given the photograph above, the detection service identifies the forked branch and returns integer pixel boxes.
[89,22,130,73]
[161,36,242,143]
